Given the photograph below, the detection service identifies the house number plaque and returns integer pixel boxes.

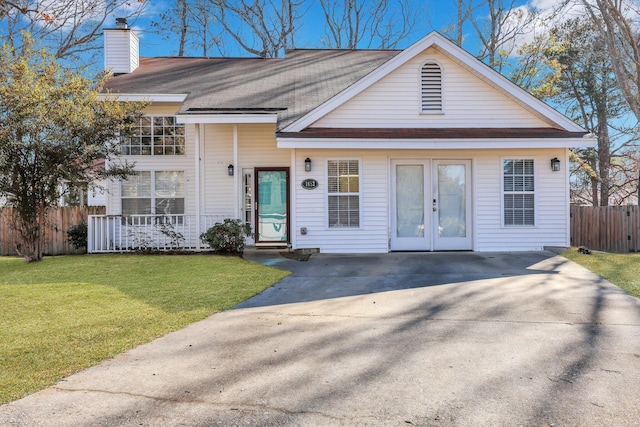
[301,179,318,190]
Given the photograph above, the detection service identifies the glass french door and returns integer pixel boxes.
[255,168,289,245]
[432,160,472,250]
[391,161,431,250]
[391,160,472,251]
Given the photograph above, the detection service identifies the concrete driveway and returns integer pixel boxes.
[1,251,640,426]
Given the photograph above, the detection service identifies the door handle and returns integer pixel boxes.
[433,199,437,212]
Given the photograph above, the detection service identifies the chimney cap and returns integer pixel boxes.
[115,18,128,29]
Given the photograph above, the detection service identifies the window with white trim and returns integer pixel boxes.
[327,160,360,228]
[420,61,442,113]
[121,171,184,217]
[503,159,535,226]
[121,116,185,155]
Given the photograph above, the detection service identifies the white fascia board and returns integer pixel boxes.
[282,32,585,134]
[276,137,597,150]
[176,114,278,124]
[97,93,188,102]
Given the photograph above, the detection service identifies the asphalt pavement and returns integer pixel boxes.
[1,251,639,426]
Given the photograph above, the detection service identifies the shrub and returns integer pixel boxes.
[200,219,252,255]
[67,220,88,251]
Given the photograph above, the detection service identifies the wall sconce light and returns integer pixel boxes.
[228,164,234,176]
[550,157,560,172]
[304,157,312,172]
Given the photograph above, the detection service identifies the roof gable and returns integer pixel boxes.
[282,32,585,133]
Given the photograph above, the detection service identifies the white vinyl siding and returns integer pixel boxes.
[474,150,568,251]
[420,61,442,113]
[106,104,194,216]
[313,47,551,128]
[293,149,568,253]
[503,159,535,226]
[293,151,388,253]
[200,123,287,220]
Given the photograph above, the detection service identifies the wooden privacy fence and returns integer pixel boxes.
[571,205,640,253]
[0,206,106,256]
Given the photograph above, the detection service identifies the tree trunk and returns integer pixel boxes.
[597,111,611,206]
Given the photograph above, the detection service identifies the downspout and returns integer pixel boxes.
[195,123,201,251]
[233,124,239,219]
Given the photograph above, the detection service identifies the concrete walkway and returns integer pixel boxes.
[1,251,640,426]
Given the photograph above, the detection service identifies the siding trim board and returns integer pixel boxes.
[277,137,592,150]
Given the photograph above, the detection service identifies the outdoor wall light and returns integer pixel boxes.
[550,157,560,172]
[228,164,234,176]
[304,157,312,172]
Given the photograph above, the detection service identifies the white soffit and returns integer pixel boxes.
[282,32,586,134]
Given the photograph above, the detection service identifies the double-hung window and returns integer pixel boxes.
[503,159,535,226]
[121,171,185,219]
[327,159,360,228]
[121,116,185,155]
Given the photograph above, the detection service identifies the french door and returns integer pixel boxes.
[255,168,289,245]
[390,160,472,251]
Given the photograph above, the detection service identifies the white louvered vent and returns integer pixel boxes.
[421,62,442,113]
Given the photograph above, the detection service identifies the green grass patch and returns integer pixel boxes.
[0,254,289,403]
[562,248,640,299]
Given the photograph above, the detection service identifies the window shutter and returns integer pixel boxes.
[421,62,442,113]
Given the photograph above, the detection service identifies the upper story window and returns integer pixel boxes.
[420,61,443,113]
[121,116,185,155]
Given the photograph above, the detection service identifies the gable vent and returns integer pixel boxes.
[421,62,442,113]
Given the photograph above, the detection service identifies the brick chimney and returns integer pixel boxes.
[104,18,139,74]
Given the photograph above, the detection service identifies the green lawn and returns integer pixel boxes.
[0,254,289,403]
[562,249,640,298]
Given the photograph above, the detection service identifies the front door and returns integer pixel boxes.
[390,160,472,251]
[255,168,289,245]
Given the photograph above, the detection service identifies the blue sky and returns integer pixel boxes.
[121,0,534,58]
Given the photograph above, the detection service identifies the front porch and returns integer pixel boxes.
[88,214,230,253]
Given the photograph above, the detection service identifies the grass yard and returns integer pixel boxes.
[562,248,640,299]
[0,254,289,404]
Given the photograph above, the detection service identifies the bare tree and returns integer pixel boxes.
[151,0,222,56]
[579,0,640,123]
[318,0,417,49]
[0,0,148,66]
[447,0,539,72]
[440,0,480,46]
[206,0,305,58]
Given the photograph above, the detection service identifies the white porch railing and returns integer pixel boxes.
[87,214,233,253]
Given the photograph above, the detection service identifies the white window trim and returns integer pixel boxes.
[121,170,185,216]
[500,157,537,228]
[418,59,445,115]
[325,158,363,230]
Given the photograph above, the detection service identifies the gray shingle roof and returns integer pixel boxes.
[103,49,399,130]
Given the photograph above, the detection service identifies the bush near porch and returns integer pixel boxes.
[0,254,289,403]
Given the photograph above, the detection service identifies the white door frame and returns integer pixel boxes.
[390,158,473,251]
[390,160,431,251]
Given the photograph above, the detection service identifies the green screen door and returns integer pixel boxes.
[255,168,289,244]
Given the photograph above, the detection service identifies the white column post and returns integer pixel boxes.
[195,123,201,251]
[233,124,239,219]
